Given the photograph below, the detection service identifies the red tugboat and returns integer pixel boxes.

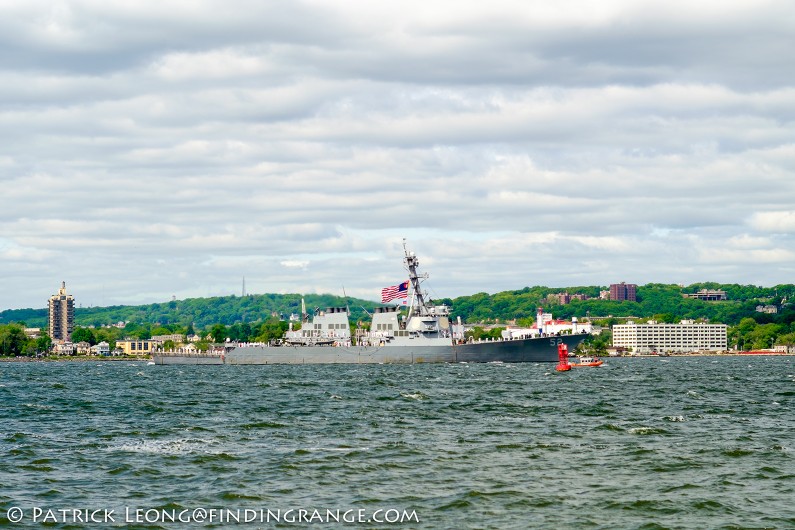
[555,343,572,372]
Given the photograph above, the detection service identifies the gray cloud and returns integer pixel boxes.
[1,0,793,309]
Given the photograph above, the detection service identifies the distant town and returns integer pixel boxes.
[0,279,793,359]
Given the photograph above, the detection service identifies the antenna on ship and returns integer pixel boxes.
[403,238,430,316]
[342,285,351,314]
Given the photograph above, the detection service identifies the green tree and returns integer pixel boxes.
[151,326,172,336]
[228,322,252,342]
[466,326,505,341]
[651,313,677,324]
[254,318,288,343]
[35,335,53,356]
[0,324,28,357]
[777,332,795,348]
[579,330,611,356]
[94,328,117,346]
[746,323,784,350]
[736,317,758,335]
[72,327,96,344]
[210,324,228,343]
[729,317,764,350]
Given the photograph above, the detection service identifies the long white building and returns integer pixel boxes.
[501,308,593,340]
[612,320,728,354]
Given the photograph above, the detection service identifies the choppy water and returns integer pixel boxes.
[1,357,794,529]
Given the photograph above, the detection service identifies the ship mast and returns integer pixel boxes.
[403,239,430,317]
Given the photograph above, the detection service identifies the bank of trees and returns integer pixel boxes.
[206,318,290,344]
[0,293,374,330]
[444,283,795,351]
[0,315,297,357]
[0,324,51,356]
[2,282,795,356]
[5,282,789,332]
[443,283,794,326]
[728,317,795,350]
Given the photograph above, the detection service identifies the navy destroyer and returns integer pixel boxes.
[153,242,589,365]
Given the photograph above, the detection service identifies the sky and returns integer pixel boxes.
[1,0,794,310]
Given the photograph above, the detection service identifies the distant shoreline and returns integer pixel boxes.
[621,352,793,358]
[0,356,151,363]
[1,353,793,363]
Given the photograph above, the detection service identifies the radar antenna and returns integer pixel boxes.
[403,239,431,317]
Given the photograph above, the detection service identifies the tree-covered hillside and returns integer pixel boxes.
[3,283,794,330]
[438,283,795,352]
[2,282,794,356]
[441,283,795,327]
[0,293,381,329]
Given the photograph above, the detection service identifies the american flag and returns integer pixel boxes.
[381,280,409,303]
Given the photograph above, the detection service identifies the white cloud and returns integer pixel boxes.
[0,0,793,309]
[749,211,795,233]
[727,234,774,249]
[698,247,795,265]
[150,50,268,81]
[280,260,310,270]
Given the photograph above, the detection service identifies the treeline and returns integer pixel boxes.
[0,293,379,330]
[68,319,292,347]
[416,289,795,353]
[5,283,791,330]
[442,282,795,352]
[439,283,795,326]
[2,282,794,355]
[0,317,293,357]
[0,324,52,357]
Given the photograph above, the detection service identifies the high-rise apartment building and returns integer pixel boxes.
[609,282,637,302]
[48,281,75,342]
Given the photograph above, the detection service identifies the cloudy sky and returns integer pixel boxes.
[1,0,794,310]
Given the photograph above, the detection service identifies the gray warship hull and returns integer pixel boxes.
[153,242,592,367]
[152,333,588,365]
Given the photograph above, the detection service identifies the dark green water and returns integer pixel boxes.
[1,357,794,529]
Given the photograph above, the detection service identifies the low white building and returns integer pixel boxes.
[612,320,728,354]
[501,308,593,340]
[151,334,185,343]
[91,341,111,356]
[55,342,76,355]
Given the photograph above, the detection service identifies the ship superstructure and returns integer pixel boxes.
[154,241,589,365]
[284,306,351,346]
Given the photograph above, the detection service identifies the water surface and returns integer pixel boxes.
[1,357,794,528]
